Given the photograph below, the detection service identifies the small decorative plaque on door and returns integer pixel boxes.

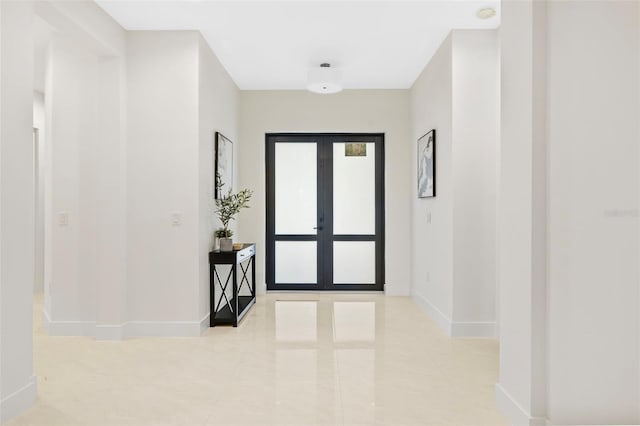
[345,143,367,157]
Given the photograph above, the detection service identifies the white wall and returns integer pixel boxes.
[451,31,499,329]
[35,0,127,57]
[546,1,639,423]
[32,0,128,339]
[42,1,128,338]
[410,30,499,337]
[46,35,100,328]
[31,11,237,338]
[0,1,37,422]
[197,34,239,320]
[92,53,127,338]
[127,31,239,333]
[33,91,45,294]
[238,90,412,295]
[495,1,547,423]
[497,1,640,424]
[410,34,454,327]
[127,31,200,325]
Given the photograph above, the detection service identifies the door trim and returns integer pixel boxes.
[265,133,385,291]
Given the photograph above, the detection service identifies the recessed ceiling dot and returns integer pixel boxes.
[476,7,496,19]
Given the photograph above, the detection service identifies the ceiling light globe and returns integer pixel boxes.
[307,63,342,94]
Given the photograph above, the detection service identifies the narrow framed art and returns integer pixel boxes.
[215,132,233,199]
[417,129,436,198]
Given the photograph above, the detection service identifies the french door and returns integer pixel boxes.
[266,133,385,291]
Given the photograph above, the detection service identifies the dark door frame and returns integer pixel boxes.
[265,133,385,291]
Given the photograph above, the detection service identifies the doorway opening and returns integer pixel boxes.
[266,133,385,291]
[32,16,51,339]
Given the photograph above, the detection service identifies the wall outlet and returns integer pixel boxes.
[58,212,69,226]
[171,212,182,226]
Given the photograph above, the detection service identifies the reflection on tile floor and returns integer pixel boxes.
[7,293,507,426]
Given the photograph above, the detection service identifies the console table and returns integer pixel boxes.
[209,243,256,327]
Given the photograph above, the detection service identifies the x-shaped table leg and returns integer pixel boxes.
[214,266,234,314]
[237,259,254,298]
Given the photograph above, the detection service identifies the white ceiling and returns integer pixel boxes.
[96,0,500,90]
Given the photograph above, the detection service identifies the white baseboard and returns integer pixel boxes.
[383,283,411,296]
[44,309,211,339]
[0,375,37,423]
[199,313,211,335]
[95,324,126,340]
[495,383,547,426]
[123,317,206,338]
[412,293,496,338]
[412,292,452,334]
[42,308,51,334]
[451,320,496,338]
[42,309,94,336]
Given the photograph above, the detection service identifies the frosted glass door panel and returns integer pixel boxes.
[275,143,317,235]
[276,241,317,283]
[333,143,375,235]
[333,241,376,284]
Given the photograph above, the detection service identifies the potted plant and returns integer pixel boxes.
[214,228,233,251]
[215,186,253,252]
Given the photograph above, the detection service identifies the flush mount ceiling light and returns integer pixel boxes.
[476,7,497,20]
[307,63,342,94]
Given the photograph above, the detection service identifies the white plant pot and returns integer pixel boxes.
[220,237,233,252]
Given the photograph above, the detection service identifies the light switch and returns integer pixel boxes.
[58,212,69,226]
[171,212,182,226]
[427,212,432,224]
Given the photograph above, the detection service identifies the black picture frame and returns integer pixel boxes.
[417,129,436,198]
[215,132,233,199]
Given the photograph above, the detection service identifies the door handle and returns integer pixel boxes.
[313,226,323,230]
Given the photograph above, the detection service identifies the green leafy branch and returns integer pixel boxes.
[215,178,253,238]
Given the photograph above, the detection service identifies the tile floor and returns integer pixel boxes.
[7,293,507,426]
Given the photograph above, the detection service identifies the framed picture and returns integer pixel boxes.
[417,129,436,198]
[215,132,233,199]
[345,143,367,157]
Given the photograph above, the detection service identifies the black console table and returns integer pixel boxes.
[209,243,256,327]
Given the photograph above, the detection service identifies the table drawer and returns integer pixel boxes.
[237,245,255,263]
